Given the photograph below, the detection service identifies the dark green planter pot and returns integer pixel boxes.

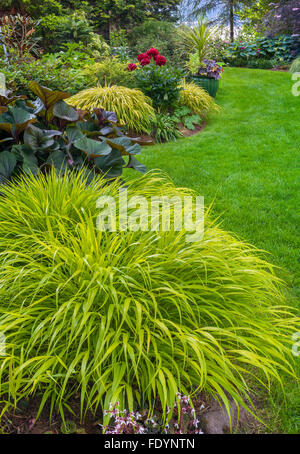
[191,76,219,98]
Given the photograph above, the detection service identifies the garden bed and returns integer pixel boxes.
[0,4,299,436]
[179,121,206,138]
[0,393,262,435]
[130,121,207,144]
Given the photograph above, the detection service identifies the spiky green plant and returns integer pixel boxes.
[186,51,201,74]
[67,86,155,133]
[151,113,183,143]
[0,171,298,426]
[289,56,300,73]
[179,15,212,64]
[179,81,220,117]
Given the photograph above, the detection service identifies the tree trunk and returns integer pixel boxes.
[108,10,114,42]
[229,0,234,42]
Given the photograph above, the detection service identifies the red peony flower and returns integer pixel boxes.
[127,63,137,71]
[155,55,167,66]
[146,48,159,58]
[140,57,151,66]
[137,53,148,62]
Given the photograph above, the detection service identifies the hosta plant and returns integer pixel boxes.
[0,171,298,426]
[224,35,298,64]
[0,82,148,182]
[67,86,155,133]
[171,106,201,131]
[179,81,220,117]
[151,113,182,143]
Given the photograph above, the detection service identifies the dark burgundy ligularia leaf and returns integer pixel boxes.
[0,81,147,184]
[93,108,118,125]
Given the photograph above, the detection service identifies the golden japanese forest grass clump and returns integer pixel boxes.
[0,170,297,425]
[179,80,220,117]
[68,85,155,133]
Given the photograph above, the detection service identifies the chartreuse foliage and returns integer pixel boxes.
[0,170,298,426]
[80,58,135,87]
[68,86,155,133]
[179,81,220,117]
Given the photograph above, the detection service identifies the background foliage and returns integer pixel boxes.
[127,19,188,68]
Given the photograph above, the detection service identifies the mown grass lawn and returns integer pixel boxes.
[125,67,300,433]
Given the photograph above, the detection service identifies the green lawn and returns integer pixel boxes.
[126,67,300,433]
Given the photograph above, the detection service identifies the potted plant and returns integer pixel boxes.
[191,59,223,97]
[181,15,222,97]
